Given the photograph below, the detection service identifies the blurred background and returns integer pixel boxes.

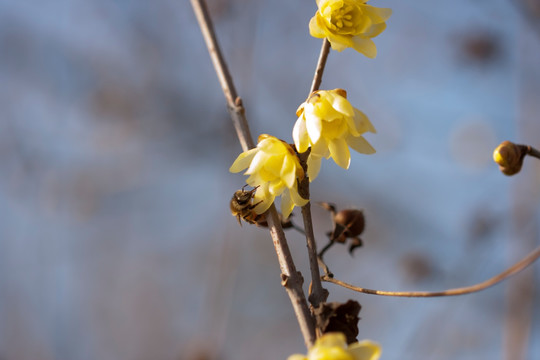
[1,0,540,359]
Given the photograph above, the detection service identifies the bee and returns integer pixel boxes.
[230,185,301,230]
[230,185,267,226]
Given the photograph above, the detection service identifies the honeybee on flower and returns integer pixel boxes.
[293,89,376,180]
[309,0,392,58]
[229,134,308,218]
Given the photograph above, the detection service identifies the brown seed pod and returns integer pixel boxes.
[318,203,367,258]
[334,209,365,238]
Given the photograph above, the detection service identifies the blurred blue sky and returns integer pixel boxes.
[0,0,539,359]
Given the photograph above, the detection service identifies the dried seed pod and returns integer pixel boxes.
[493,141,526,176]
[318,203,367,258]
[334,209,365,238]
[313,300,361,344]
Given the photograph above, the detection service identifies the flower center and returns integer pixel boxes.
[330,5,353,30]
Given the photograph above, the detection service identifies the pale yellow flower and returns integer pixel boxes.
[288,333,381,360]
[309,0,392,58]
[293,89,376,180]
[229,134,308,218]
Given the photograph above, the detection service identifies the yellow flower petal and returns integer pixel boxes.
[229,148,257,173]
[287,355,307,360]
[329,138,351,169]
[306,111,323,143]
[307,155,322,181]
[345,113,361,137]
[264,155,286,178]
[309,15,327,38]
[280,189,294,218]
[258,135,286,154]
[327,33,354,52]
[353,108,376,134]
[290,185,309,207]
[287,333,382,360]
[269,178,286,196]
[363,5,392,23]
[245,151,266,175]
[347,134,375,154]
[310,347,354,360]
[253,184,274,214]
[351,36,377,58]
[353,11,373,34]
[348,340,381,360]
[363,22,386,38]
[331,93,355,117]
[311,136,329,158]
[315,332,348,348]
[281,153,296,188]
[293,117,310,153]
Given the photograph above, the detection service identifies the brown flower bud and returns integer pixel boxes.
[493,141,526,176]
[334,209,365,237]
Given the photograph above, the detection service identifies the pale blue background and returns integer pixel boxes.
[0,0,539,359]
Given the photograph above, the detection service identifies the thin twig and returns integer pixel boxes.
[300,40,332,309]
[318,239,335,259]
[302,202,329,307]
[298,155,328,308]
[322,245,540,297]
[191,0,254,151]
[317,255,333,278]
[310,39,331,94]
[525,145,540,160]
[191,0,316,347]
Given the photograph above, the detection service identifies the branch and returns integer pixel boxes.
[322,245,540,297]
[310,39,331,94]
[299,40,332,309]
[191,0,316,347]
[299,167,328,308]
[525,144,540,160]
[190,0,254,151]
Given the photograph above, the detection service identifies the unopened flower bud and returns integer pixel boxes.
[493,141,525,176]
[334,209,365,238]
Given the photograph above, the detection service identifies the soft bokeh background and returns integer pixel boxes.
[1,0,540,359]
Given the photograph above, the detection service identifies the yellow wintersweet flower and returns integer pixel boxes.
[288,333,381,360]
[229,134,308,218]
[309,0,392,58]
[293,89,376,180]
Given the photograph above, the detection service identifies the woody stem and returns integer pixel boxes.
[299,39,332,310]
[191,0,316,348]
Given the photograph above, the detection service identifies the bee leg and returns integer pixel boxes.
[250,200,264,210]
[243,184,259,196]
[236,214,243,227]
